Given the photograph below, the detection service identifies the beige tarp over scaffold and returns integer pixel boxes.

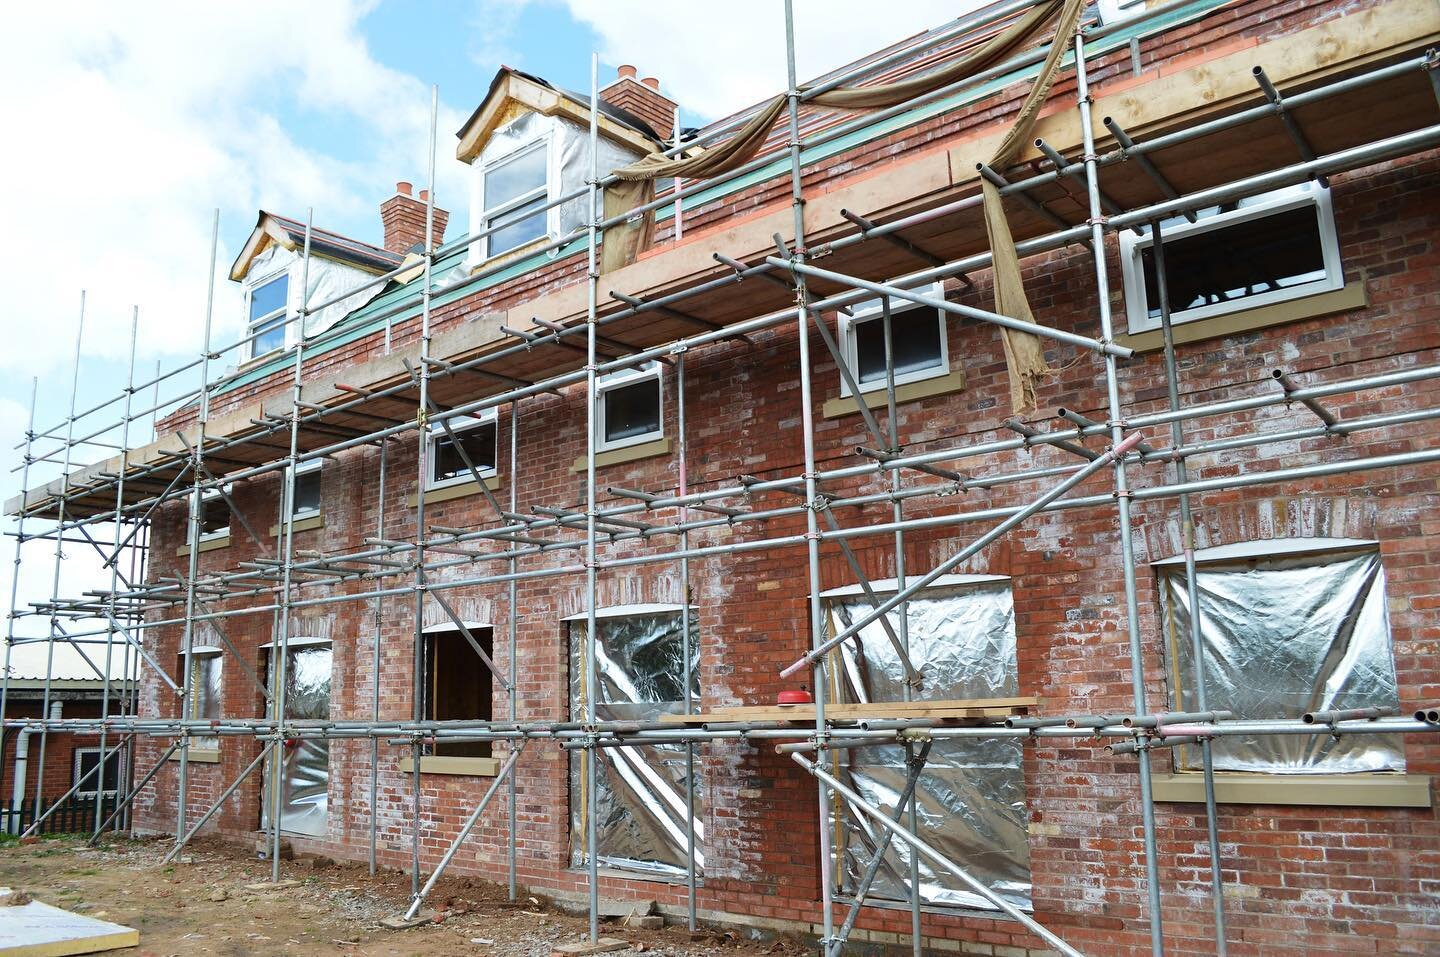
[603,0,1087,413]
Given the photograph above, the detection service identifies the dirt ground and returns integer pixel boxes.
[0,834,807,957]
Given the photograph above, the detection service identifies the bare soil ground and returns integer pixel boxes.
[0,834,807,957]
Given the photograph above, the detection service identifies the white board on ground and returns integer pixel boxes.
[0,887,139,957]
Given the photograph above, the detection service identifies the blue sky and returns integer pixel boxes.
[0,0,972,676]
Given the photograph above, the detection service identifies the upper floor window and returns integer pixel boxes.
[1119,183,1343,334]
[478,138,550,260]
[287,459,322,522]
[597,362,663,452]
[426,411,498,490]
[195,487,231,542]
[245,272,290,360]
[839,286,949,396]
[1158,539,1403,774]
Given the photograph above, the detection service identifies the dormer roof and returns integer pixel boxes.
[455,66,664,164]
[229,211,402,282]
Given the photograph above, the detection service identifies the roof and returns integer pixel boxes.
[455,66,664,163]
[228,210,403,282]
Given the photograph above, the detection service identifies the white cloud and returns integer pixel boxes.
[557,1,984,122]
[0,0,470,379]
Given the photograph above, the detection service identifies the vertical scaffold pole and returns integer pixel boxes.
[1073,29,1165,956]
[369,435,388,876]
[507,397,520,901]
[677,352,697,931]
[178,211,220,846]
[410,84,440,900]
[270,209,313,881]
[780,0,836,945]
[584,49,602,944]
[36,294,87,817]
[96,307,140,837]
[1151,219,1227,953]
[0,376,40,824]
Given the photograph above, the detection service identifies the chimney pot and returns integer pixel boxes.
[396,181,413,196]
[419,189,429,202]
[617,64,637,80]
[641,77,659,91]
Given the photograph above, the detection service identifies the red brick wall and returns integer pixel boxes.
[128,1,1440,953]
[132,147,1440,955]
[1,700,112,803]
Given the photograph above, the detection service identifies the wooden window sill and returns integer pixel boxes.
[176,535,230,557]
[267,513,324,536]
[1152,772,1430,808]
[571,437,671,472]
[405,475,503,508]
[822,368,967,419]
[399,755,499,777]
[1114,281,1367,352]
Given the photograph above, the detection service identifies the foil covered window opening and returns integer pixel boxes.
[1160,542,1405,774]
[824,579,1031,913]
[183,646,223,751]
[568,608,702,880]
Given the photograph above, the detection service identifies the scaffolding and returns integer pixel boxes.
[4,1,1440,954]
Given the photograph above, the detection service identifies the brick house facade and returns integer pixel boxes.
[115,1,1440,954]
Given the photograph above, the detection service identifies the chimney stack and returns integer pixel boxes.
[380,180,448,254]
[600,65,679,140]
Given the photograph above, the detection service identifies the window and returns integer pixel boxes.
[1096,0,1145,25]
[426,412,498,489]
[183,647,223,751]
[73,746,124,797]
[822,576,1030,911]
[287,460,322,521]
[597,363,663,452]
[195,487,231,542]
[838,285,949,396]
[1119,183,1343,334]
[479,139,550,259]
[567,606,701,879]
[1159,539,1403,774]
[422,624,494,759]
[245,273,290,359]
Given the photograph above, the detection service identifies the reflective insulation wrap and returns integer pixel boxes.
[569,611,703,878]
[826,581,1031,911]
[1162,547,1404,773]
[245,244,385,340]
[188,653,223,750]
[262,645,332,837]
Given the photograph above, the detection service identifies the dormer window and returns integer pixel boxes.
[476,136,551,261]
[245,272,290,359]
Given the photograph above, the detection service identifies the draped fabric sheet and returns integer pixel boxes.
[825,581,1031,911]
[569,611,703,877]
[261,644,332,838]
[601,0,1088,412]
[1161,547,1404,773]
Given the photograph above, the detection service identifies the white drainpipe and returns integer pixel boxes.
[10,702,62,835]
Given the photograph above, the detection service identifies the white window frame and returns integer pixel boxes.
[596,362,664,453]
[73,745,124,798]
[472,129,554,264]
[425,410,499,491]
[243,267,293,361]
[1119,183,1344,334]
[837,283,950,397]
[1096,0,1147,26]
[195,486,231,542]
[286,459,323,522]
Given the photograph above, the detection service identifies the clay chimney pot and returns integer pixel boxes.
[396,181,413,196]
[617,64,637,80]
[641,77,659,91]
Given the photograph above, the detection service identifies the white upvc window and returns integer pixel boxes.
[596,362,664,452]
[426,411,499,490]
[473,133,552,262]
[286,459,323,521]
[244,270,291,360]
[1095,0,1146,25]
[1119,183,1343,334]
[838,284,950,397]
[195,486,231,542]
